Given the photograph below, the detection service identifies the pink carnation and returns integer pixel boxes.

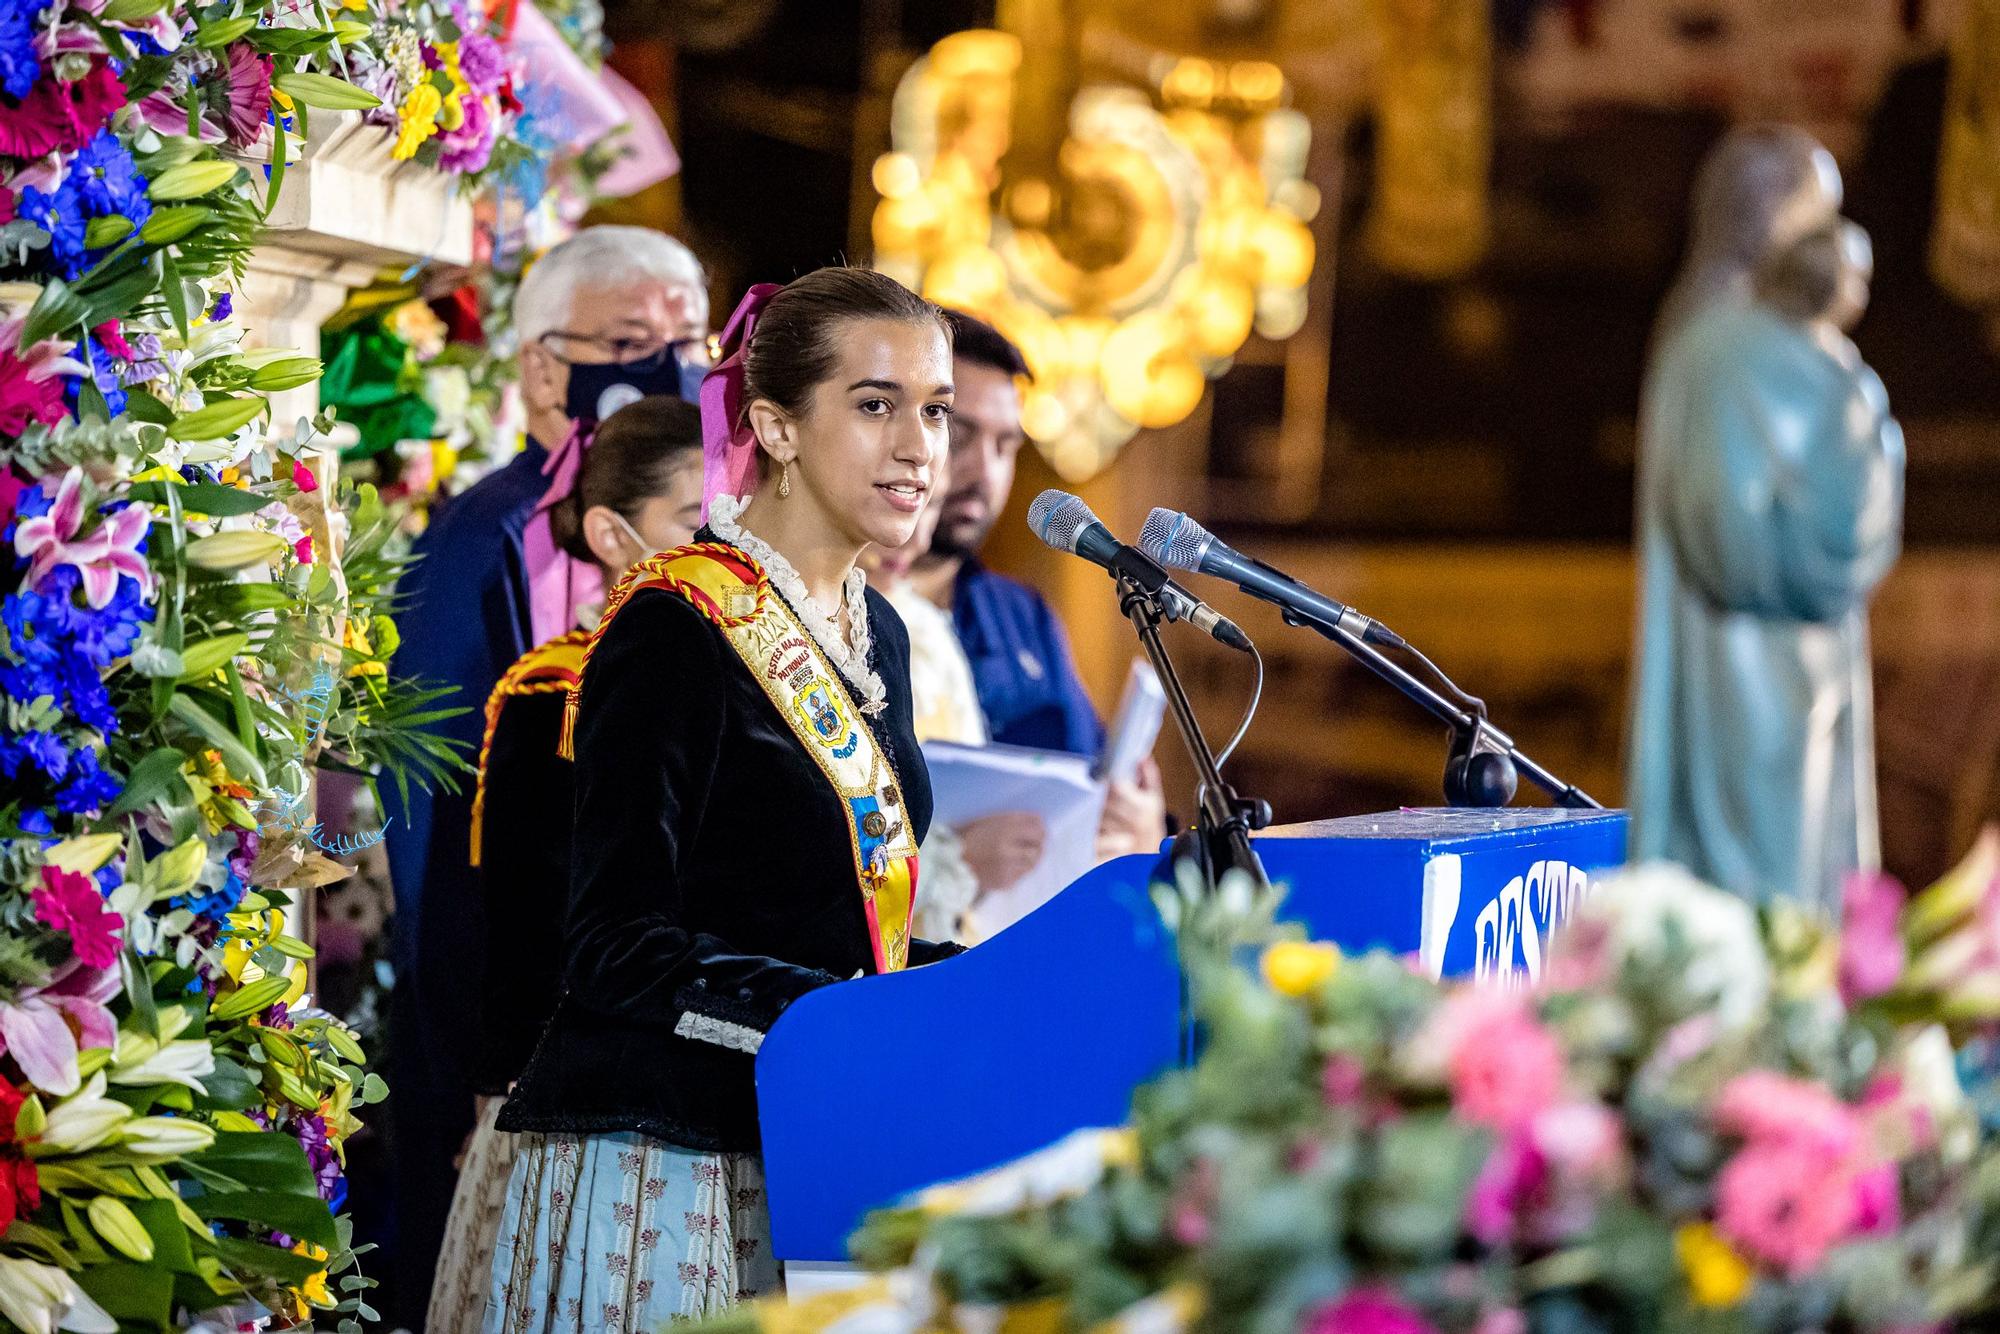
[1303,1289,1436,1334]
[436,92,495,173]
[32,867,122,970]
[1840,870,1908,1004]
[90,320,133,362]
[1465,1131,1546,1246]
[1322,1053,1367,1108]
[0,317,87,438]
[1714,1071,1859,1158]
[291,459,319,493]
[293,534,314,565]
[1435,992,1565,1133]
[0,60,129,157]
[221,42,273,146]
[1715,1138,1861,1276]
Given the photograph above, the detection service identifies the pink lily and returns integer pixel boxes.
[12,466,153,608]
[5,156,68,195]
[0,960,119,1097]
[135,91,224,144]
[42,0,182,55]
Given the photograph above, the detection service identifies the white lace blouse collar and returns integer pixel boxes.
[706,494,887,716]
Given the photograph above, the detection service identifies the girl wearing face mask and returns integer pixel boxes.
[429,396,706,1333]
[486,269,964,1330]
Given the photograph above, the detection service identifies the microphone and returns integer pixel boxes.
[1027,491,1253,653]
[1139,508,1404,649]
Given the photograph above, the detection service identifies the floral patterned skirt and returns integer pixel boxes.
[481,1131,781,1334]
[429,1095,519,1333]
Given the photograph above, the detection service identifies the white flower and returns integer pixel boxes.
[424,365,472,424]
[119,1116,218,1158]
[108,1038,215,1092]
[1592,863,1770,1028]
[0,1254,116,1334]
[38,1075,131,1155]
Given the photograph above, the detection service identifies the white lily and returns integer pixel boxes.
[108,1038,215,1093]
[0,1254,117,1334]
[119,1116,217,1158]
[37,1074,131,1155]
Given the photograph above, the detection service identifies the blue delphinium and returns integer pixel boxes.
[0,0,54,99]
[65,336,129,418]
[17,131,151,281]
[54,746,120,814]
[0,565,154,757]
[16,182,88,278]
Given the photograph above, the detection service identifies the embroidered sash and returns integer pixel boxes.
[469,629,589,867]
[564,544,920,972]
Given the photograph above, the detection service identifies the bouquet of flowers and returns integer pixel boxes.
[0,0,464,1327]
[718,852,2000,1334]
[348,0,527,183]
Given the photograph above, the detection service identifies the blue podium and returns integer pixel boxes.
[756,807,1628,1265]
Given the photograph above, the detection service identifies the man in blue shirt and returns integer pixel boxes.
[906,312,1163,870]
[380,225,709,1321]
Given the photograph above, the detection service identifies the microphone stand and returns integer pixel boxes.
[1275,606,1601,810]
[1115,573,1272,890]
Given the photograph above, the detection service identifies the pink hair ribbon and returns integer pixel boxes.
[699,282,782,520]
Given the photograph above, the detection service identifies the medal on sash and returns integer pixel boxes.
[564,544,920,972]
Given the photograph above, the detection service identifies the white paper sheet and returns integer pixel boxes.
[1097,658,1166,784]
[922,740,1105,939]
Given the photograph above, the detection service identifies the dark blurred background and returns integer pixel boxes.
[595,0,2000,888]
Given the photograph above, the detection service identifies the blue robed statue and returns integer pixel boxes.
[1628,126,1906,912]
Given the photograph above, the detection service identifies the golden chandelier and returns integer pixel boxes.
[871,24,1318,480]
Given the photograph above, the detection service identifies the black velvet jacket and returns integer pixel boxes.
[472,686,572,1096]
[498,553,957,1151]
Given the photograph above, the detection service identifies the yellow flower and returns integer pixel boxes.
[290,1240,333,1314]
[1676,1223,1752,1309]
[427,440,458,493]
[272,85,294,114]
[1260,940,1340,998]
[385,298,448,358]
[391,84,443,160]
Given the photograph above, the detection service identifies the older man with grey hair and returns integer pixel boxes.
[380,224,708,1322]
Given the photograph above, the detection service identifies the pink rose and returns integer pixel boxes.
[1435,992,1565,1132]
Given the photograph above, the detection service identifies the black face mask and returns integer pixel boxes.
[563,347,704,422]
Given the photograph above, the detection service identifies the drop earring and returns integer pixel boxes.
[778,459,792,499]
